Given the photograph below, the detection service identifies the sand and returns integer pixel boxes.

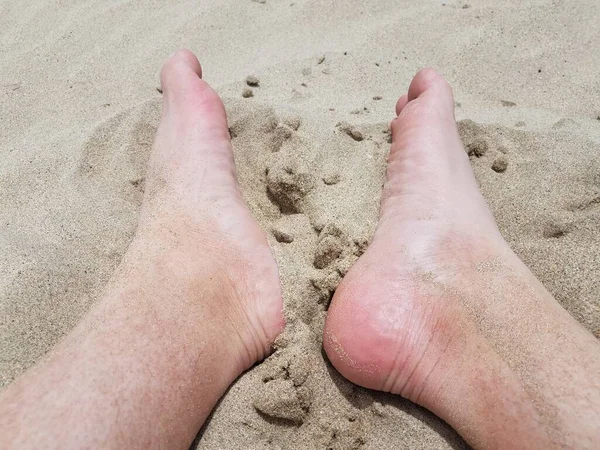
[1,0,599,448]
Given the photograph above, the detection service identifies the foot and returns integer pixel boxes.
[0,50,286,450]
[127,50,284,371]
[324,69,600,448]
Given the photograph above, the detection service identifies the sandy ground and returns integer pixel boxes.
[1,0,599,448]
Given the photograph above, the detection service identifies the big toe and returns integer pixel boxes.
[160,49,203,87]
[159,50,229,140]
[402,68,455,118]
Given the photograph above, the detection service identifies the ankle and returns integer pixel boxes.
[432,343,552,449]
[107,233,260,374]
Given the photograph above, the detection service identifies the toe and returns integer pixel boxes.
[395,68,453,118]
[160,49,203,92]
[159,50,227,124]
[395,94,409,116]
[407,68,453,104]
[390,69,457,142]
[400,68,456,122]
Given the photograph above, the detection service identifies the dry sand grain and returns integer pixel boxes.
[1,0,599,448]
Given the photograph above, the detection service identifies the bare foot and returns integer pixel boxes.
[128,49,285,371]
[324,69,600,448]
[0,50,286,449]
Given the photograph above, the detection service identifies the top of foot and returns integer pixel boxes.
[323,69,562,448]
[132,50,285,372]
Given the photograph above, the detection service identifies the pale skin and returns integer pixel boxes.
[0,50,598,449]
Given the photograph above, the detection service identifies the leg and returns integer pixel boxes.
[0,50,284,449]
[324,69,600,449]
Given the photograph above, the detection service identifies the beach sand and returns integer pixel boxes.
[1,0,599,448]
